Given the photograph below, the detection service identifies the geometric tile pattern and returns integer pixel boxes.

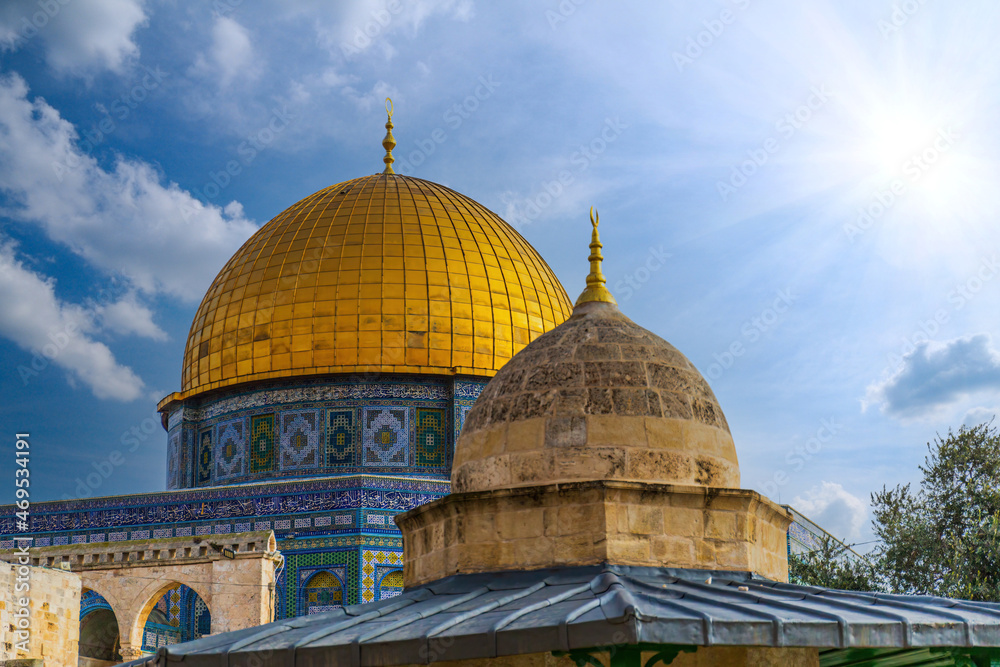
[154,377,475,488]
[301,569,345,615]
[196,430,212,486]
[362,550,402,602]
[453,379,487,444]
[325,410,355,467]
[80,589,112,617]
[282,549,357,617]
[362,407,408,466]
[279,410,320,470]
[377,568,404,600]
[182,428,195,488]
[415,408,446,467]
[214,418,245,481]
[249,414,275,474]
[167,432,182,489]
[141,583,211,652]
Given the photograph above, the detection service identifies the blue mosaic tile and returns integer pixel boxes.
[299,567,347,615]
[167,432,182,489]
[249,414,276,473]
[280,410,320,470]
[377,568,404,601]
[326,409,355,466]
[196,430,213,486]
[362,407,408,466]
[415,408,446,467]
[214,418,245,481]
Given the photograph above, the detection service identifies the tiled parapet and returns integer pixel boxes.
[396,481,792,587]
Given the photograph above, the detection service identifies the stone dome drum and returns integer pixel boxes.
[452,300,740,492]
[174,173,573,400]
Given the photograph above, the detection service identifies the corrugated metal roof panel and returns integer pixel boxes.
[120,565,1000,667]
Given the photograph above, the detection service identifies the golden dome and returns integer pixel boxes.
[171,173,573,401]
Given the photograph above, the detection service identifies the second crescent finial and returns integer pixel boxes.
[575,206,616,306]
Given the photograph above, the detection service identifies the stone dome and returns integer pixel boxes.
[169,173,573,402]
[451,299,740,492]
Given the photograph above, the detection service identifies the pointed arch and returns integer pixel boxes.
[79,588,122,663]
[301,569,344,615]
[130,580,211,654]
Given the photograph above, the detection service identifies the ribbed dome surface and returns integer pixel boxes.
[178,174,572,398]
[452,301,739,492]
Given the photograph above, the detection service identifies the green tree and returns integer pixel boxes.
[788,534,880,591]
[870,421,1000,601]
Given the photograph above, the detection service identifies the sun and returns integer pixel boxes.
[861,109,941,179]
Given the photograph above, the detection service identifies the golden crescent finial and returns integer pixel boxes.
[575,207,617,306]
[382,97,396,174]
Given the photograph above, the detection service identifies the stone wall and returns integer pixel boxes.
[0,561,81,667]
[397,481,792,586]
[1,531,280,662]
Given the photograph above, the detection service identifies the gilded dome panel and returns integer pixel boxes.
[176,174,572,398]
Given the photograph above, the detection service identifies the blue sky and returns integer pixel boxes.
[1,0,999,546]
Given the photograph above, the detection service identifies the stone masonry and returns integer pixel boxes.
[397,481,792,587]
[1,531,280,662]
[0,561,81,667]
[453,302,740,493]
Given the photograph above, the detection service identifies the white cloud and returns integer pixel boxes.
[0,241,144,401]
[864,334,1000,418]
[191,15,257,88]
[792,481,867,543]
[0,73,258,302]
[342,80,399,112]
[0,0,147,74]
[315,0,474,59]
[94,291,168,341]
[962,406,998,429]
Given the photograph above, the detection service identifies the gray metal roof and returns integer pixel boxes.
[124,565,1000,667]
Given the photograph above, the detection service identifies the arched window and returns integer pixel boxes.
[141,584,211,652]
[303,570,343,615]
[79,589,121,663]
[378,570,404,600]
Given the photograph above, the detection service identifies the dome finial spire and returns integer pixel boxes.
[382,97,396,175]
[575,207,617,305]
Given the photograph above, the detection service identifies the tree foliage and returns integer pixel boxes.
[788,534,879,592]
[870,421,1000,601]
